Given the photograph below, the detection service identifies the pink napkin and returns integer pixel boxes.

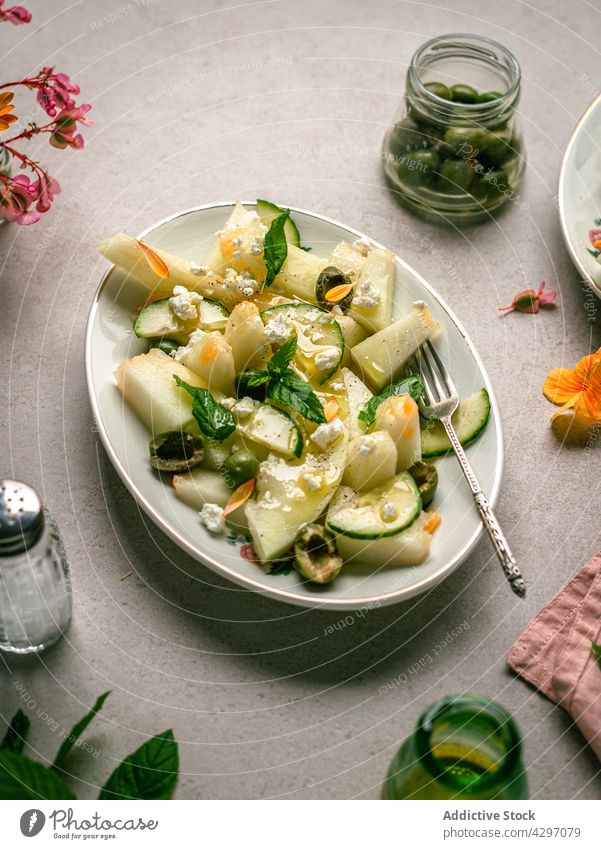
[508,550,601,760]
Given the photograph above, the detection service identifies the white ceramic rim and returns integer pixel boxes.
[558,91,601,300]
[84,202,504,609]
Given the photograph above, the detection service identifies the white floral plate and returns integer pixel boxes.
[559,92,601,299]
[85,203,503,609]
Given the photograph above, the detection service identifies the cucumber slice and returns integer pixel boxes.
[133,297,229,340]
[256,199,301,247]
[260,303,344,384]
[134,298,185,341]
[421,389,491,458]
[236,402,303,460]
[326,472,421,539]
[199,298,229,331]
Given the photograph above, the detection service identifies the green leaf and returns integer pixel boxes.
[358,374,424,426]
[263,210,290,287]
[0,751,75,799]
[592,642,601,664]
[269,560,294,575]
[99,729,179,800]
[174,376,235,442]
[268,336,297,375]
[1,709,30,755]
[52,692,110,771]
[240,370,270,387]
[268,370,326,424]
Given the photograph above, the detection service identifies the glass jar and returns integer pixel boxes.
[383,694,529,800]
[382,34,525,222]
[0,480,72,653]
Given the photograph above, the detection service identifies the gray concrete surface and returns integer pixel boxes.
[1,0,601,800]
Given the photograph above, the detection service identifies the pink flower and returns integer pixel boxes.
[0,1,31,24]
[589,229,601,249]
[49,103,92,149]
[35,67,82,118]
[0,174,40,225]
[34,172,60,213]
[499,281,557,315]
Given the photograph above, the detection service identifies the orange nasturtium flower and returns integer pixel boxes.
[542,348,601,425]
[0,91,18,132]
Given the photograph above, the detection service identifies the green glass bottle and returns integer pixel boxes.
[383,694,528,800]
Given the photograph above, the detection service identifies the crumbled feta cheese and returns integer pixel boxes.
[330,381,344,391]
[264,314,293,344]
[314,347,340,371]
[250,235,264,256]
[352,279,380,311]
[358,435,377,456]
[223,267,259,300]
[232,249,241,259]
[190,262,210,276]
[301,471,323,492]
[412,300,427,309]
[351,236,371,255]
[233,397,256,418]
[311,331,325,344]
[220,397,236,410]
[231,236,243,247]
[169,285,203,321]
[199,503,225,533]
[330,305,344,316]
[311,417,344,449]
[382,501,398,521]
[173,328,206,361]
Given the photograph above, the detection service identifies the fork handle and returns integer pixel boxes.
[441,417,525,598]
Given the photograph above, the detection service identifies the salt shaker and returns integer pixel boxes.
[0,480,72,653]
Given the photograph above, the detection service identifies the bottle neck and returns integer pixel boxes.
[415,695,524,795]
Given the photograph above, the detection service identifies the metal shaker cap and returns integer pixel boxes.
[0,480,45,556]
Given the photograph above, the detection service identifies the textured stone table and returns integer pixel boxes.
[1,0,600,799]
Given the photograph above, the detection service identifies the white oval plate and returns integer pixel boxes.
[559,93,601,299]
[85,203,503,609]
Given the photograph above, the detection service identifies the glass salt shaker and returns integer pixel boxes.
[0,480,72,653]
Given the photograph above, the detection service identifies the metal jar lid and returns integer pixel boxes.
[0,480,45,556]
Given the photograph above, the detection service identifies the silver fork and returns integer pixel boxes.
[415,340,525,598]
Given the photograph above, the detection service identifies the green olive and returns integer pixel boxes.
[294,524,343,585]
[482,169,510,195]
[443,127,489,157]
[222,447,259,488]
[149,431,204,472]
[450,84,479,103]
[483,128,516,166]
[477,90,503,103]
[408,461,438,507]
[424,81,452,100]
[438,159,473,192]
[399,148,439,187]
[150,337,179,356]
[387,118,435,158]
[315,266,353,312]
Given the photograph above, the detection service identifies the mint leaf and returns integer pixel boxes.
[240,370,270,387]
[52,692,110,771]
[592,642,601,664]
[0,751,76,799]
[174,376,235,441]
[263,210,290,287]
[99,729,178,800]
[358,374,424,426]
[268,369,325,424]
[1,709,30,755]
[269,336,297,375]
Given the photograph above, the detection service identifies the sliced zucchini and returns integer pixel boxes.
[273,244,329,302]
[335,512,434,567]
[351,302,440,392]
[199,298,230,331]
[260,303,344,384]
[421,389,491,457]
[256,199,301,247]
[134,298,185,341]
[326,473,421,539]
[236,403,303,460]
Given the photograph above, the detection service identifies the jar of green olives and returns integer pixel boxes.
[382,35,525,221]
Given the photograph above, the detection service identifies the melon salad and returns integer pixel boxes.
[99,201,491,585]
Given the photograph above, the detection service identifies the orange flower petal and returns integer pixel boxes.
[542,367,584,406]
[137,239,170,280]
[423,512,442,534]
[324,398,338,422]
[0,91,14,108]
[222,478,255,517]
[325,283,354,303]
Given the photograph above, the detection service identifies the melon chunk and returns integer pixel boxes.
[347,247,395,334]
[328,241,366,280]
[115,348,205,436]
[273,245,328,302]
[351,302,440,392]
[173,467,248,533]
[335,512,435,568]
